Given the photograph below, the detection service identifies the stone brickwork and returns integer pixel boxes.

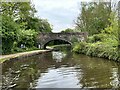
[37,32,88,49]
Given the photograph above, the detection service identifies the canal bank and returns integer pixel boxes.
[73,42,120,63]
[1,46,120,89]
[0,50,51,63]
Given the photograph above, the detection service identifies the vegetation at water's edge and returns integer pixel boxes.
[73,41,120,62]
[0,2,52,55]
[72,2,120,62]
[0,1,120,62]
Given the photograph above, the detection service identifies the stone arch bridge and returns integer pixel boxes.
[36,32,88,49]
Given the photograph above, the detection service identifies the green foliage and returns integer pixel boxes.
[0,2,36,19]
[73,42,119,62]
[73,42,85,53]
[1,15,39,54]
[87,34,106,43]
[74,28,119,61]
[71,36,78,43]
[76,2,111,35]
[1,15,20,54]
[17,29,38,48]
[74,1,119,62]
[1,2,52,54]
[17,17,52,33]
[101,12,118,41]
[13,47,39,53]
[61,28,74,33]
[38,19,52,32]
[73,10,119,61]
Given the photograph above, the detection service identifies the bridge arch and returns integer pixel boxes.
[37,32,88,49]
[43,39,72,49]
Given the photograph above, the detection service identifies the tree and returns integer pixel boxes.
[17,29,38,48]
[0,2,36,20]
[16,16,52,32]
[61,28,74,33]
[1,2,52,54]
[39,19,52,32]
[1,15,20,54]
[75,2,112,35]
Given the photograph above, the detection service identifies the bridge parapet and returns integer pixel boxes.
[37,32,88,49]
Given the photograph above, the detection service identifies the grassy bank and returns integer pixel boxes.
[73,34,120,62]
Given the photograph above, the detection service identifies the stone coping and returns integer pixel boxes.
[0,50,51,63]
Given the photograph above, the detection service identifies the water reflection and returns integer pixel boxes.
[35,66,83,88]
[1,46,120,89]
[52,51,66,62]
[110,68,119,88]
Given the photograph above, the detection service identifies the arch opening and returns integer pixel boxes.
[44,39,72,49]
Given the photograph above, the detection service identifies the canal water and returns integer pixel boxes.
[1,46,120,89]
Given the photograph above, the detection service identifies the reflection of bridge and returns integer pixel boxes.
[36,32,88,49]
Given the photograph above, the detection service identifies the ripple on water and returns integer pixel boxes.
[35,66,83,88]
[2,50,120,89]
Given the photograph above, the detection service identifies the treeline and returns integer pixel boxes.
[0,2,52,54]
[73,1,120,62]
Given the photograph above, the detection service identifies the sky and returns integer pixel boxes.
[32,0,89,33]
[32,0,116,33]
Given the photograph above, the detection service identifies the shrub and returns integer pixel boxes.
[87,34,108,43]
[17,29,38,48]
[2,15,20,54]
[73,41,119,62]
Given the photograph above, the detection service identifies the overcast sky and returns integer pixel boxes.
[32,0,86,32]
[32,0,115,33]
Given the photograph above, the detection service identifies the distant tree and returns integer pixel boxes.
[61,28,74,33]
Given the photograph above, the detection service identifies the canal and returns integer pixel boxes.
[1,46,120,89]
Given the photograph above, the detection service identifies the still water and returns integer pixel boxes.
[2,46,120,89]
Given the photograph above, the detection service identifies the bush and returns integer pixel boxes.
[2,15,20,54]
[87,34,107,43]
[73,41,120,62]
[1,15,38,54]
[17,29,38,48]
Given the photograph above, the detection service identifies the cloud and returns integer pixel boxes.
[32,0,88,32]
